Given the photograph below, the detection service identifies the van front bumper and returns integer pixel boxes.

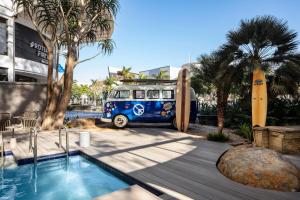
[100,117,112,123]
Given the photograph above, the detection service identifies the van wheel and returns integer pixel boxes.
[113,115,128,128]
[172,117,177,129]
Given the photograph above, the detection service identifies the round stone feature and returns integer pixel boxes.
[218,145,300,192]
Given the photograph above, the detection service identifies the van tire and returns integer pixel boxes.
[172,117,177,129]
[113,115,128,128]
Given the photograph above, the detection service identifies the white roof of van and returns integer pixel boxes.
[113,84,176,91]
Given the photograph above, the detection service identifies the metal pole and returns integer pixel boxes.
[66,128,69,156]
[59,126,62,148]
[34,128,37,164]
[1,134,3,167]
[29,128,32,152]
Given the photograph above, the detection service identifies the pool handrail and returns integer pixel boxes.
[58,126,69,156]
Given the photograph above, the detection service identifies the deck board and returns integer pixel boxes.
[3,127,300,200]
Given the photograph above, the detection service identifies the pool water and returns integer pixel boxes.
[0,155,129,200]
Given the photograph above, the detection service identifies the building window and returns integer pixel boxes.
[0,67,8,81]
[147,90,159,99]
[133,90,145,99]
[162,90,174,99]
[0,17,7,55]
[15,74,37,82]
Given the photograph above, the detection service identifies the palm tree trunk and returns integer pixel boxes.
[216,88,229,134]
[41,47,57,129]
[41,47,75,130]
[41,83,61,129]
[52,47,76,129]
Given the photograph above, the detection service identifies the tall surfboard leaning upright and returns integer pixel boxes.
[176,68,191,132]
[252,68,267,127]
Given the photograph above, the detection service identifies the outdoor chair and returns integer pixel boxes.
[0,113,11,163]
[13,111,40,152]
[3,111,40,139]
[0,113,11,134]
[20,111,39,129]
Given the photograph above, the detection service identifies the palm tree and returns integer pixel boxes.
[15,0,119,130]
[139,73,148,80]
[220,16,300,95]
[194,52,240,133]
[104,77,117,93]
[270,61,300,98]
[120,66,134,80]
[90,79,104,102]
[156,70,169,80]
[223,16,298,66]
[218,16,300,127]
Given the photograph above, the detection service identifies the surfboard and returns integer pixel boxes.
[176,68,191,132]
[252,68,267,127]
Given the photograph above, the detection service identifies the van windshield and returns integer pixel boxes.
[110,90,130,99]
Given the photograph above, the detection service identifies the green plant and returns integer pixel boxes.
[199,103,217,115]
[194,52,241,134]
[207,132,229,142]
[238,123,253,141]
[156,70,170,80]
[120,66,135,80]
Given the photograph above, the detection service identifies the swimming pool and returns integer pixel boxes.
[0,155,129,200]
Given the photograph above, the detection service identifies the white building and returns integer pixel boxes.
[0,1,53,82]
[139,66,180,80]
[181,62,201,74]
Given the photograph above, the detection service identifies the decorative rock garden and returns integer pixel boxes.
[218,145,300,192]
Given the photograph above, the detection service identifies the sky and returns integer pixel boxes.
[70,0,300,84]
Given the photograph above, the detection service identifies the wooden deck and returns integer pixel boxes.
[3,126,300,200]
[93,185,161,200]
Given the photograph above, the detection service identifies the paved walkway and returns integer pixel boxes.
[4,125,300,200]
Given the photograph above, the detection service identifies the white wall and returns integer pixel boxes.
[169,67,180,80]
[0,0,14,81]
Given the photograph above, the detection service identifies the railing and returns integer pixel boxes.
[59,126,69,156]
[29,127,38,164]
[0,133,4,167]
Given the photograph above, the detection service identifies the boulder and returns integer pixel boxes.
[218,145,300,192]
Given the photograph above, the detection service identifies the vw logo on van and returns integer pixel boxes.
[133,104,145,116]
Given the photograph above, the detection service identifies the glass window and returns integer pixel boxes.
[0,17,7,55]
[114,90,130,99]
[0,67,8,81]
[162,90,174,99]
[15,74,37,82]
[147,90,159,99]
[133,90,145,99]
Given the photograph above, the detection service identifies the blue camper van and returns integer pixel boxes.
[101,84,198,128]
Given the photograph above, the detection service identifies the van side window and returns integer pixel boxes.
[162,90,174,99]
[114,90,130,98]
[133,90,145,99]
[147,90,159,99]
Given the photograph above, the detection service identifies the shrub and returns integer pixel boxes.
[238,123,253,141]
[207,132,229,142]
[199,102,217,115]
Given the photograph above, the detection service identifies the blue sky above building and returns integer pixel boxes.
[73,0,300,84]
